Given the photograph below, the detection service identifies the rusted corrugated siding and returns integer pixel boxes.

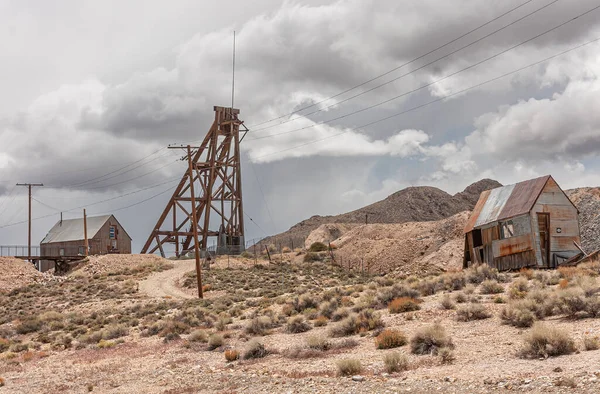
[493,234,533,258]
[498,175,550,219]
[464,190,491,233]
[493,250,537,271]
[474,185,515,229]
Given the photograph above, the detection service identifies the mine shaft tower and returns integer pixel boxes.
[141,106,245,258]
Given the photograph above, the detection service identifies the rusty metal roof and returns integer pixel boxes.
[464,175,551,233]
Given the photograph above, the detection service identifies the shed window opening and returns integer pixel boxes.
[500,220,515,239]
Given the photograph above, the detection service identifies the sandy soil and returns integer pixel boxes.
[139,259,196,299]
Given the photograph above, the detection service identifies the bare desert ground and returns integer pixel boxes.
[2,253,600,393]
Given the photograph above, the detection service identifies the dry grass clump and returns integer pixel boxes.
[456,303,491,321]
[439,294,455,310]
[441,272,466,291]
[245,316,275,336]
[15,318,42,335]
[336,358,362,376]
[243,340,268,359]
[508,278,529,299]
[329,310,383,337]
[224,349,240,362]
[454,292,468,303]
[501,303,536,328]
[314,316,328,327]
[286,316,312,334]
[376,284,420,307]
[208,334,224,350]
[102,324,128,340]
[375,329,407,349]
[383,352,409,373]
[188,329,208,343]
[520,322,575,358]
[438,347,456,364]
[519,268,534,280]
[466,264,499,285]
[479,280,504,294]
[306,335,330,351]
[388,297,421,314]
[309,242,328,252]
[410,323,454,355]
[584,336,600,351]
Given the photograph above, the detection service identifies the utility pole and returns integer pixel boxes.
[16,183,43,262]
[83,209,89,257]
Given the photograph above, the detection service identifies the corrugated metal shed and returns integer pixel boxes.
[41,215,113,244]
[464,175,551,233]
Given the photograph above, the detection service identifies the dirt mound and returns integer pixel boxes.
[74,254,173,277]
[260,179,501,247]
[304,223,359,249]
[0,257,49,292]
[566,187,600,252]
[332,211,469,276]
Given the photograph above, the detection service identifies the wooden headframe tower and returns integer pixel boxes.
[141,106,245,257]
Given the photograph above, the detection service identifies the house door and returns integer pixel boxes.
[537,213,550,266]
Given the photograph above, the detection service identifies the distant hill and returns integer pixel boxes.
[259,178,502,247]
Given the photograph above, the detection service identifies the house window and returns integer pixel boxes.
[111,240,117,250]
[500,220,515,239]
[78,246,85,255]
[59,248,65,256]
[109,226,116,239]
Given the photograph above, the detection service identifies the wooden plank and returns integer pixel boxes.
[549,220,580,237]
[551,236,581,251]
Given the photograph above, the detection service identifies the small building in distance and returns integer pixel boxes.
[463,175,581,270]
[39,214,132,271]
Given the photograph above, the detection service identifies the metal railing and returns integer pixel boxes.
[0,245,40,257]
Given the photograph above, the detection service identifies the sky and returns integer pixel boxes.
[1,0,600,254]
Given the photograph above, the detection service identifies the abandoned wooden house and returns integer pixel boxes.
[39,214,132,271]
[463,175,581,270]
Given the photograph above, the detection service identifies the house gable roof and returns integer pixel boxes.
[464,175,552,233]
[40,214,131,244]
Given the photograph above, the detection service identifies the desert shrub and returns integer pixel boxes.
[97,340,115,349]
[508,278,529,299]
[383,352,409,373]
[309,242,328,252]
[0,338,10,353]
[245,316,274,336]
[39,311,64,323]
[454,292,468,303]
[102,324,128,340]
[336,359,362,376]
[439,347,456,364]
[188,329,208,343]
[584,336,600,351]
[319,300,339,318]
[329,310,383,337]
[417,279,439,296]
[243,340,268,359]
[331,308,350,322]
[480,280,504,294]
[558,288,591,318]
[520,322,575,358]
[558,278,569,289]
[314,316,328,327]
[519,268,534,280]
[306,335,330,351]
[286,316,312,334]
[439,295,455,310]
[456,303,491,321]
[16,318,42,334]
[441,272,466,291]
[376,285,420,306]
[282,246,292,253]
[303,253,322,263]
[298,294,319,311]
[388,297,421,314]
[208,334,224,350]
[501,303,536,328]
[466,264,498,284]
[463,284,476,295]
[375,329,407,349]
[410,323,454,355]
[224,349,240,361]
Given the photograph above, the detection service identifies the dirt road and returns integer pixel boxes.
[139,259,195,299]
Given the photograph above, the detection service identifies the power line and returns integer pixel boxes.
[0,177,181,229]
[248,0,566,139]
[247,0,540,129]
[253,34,600,162]
[248,2,598,142]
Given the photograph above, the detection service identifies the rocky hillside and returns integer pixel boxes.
[566,187,600,252]
[260,178,501,247]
